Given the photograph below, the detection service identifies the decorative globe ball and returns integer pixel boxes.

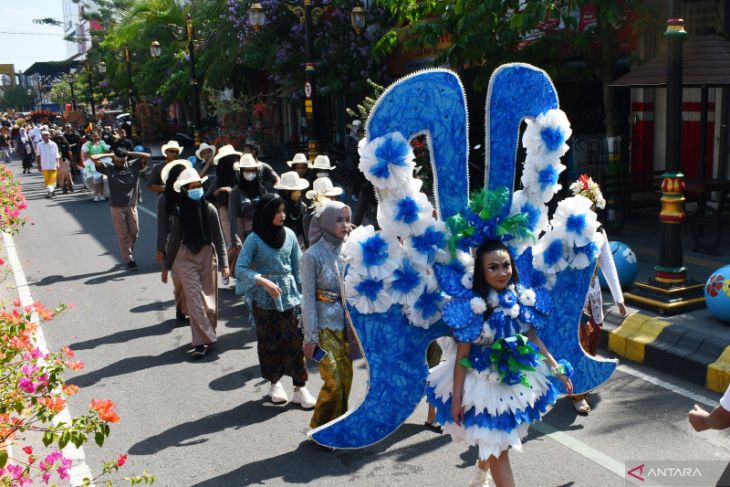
[599,241,639,290]
[705,266,730,322]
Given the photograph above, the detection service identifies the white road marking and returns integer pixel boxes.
[616,363,718,408]
[3,232,95,487]
[137,204,157,219]
[533,421,626,478]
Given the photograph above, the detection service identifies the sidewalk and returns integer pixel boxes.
[599,207,730,393]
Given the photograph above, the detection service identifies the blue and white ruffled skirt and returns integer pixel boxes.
[426,338,560,461]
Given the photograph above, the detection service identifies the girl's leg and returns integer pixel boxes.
[488,450,514,487]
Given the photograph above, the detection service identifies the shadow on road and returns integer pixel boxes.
[128,398,295,456]
[189,423,450,485]
[68,319,181,351]
[67,324,255,388]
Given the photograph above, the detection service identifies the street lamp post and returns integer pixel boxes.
[623,0,705,315]
[123,43,138,138]
[249,2,365,161]
[150,14,203,147]
[68,70,77,111]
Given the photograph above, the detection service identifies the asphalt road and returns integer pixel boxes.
[7,164,730,487]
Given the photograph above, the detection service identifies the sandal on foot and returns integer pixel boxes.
[573,398,591,414]
[424,421,443,434]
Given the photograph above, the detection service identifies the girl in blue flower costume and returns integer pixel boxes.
[427,186,575,487]
[310,66,614,487]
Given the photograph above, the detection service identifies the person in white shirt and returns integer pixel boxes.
[29,124,43,152]
[35,131,61,198]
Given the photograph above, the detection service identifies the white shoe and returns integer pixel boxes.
[292,386,316,409]
[268,381,288,404]
[91,194,98,201]
[468,463,494,487]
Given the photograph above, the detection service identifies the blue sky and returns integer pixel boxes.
[0,1,67,72]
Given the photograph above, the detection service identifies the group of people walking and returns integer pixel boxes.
[143,139,355,422]
[14,120,629,486]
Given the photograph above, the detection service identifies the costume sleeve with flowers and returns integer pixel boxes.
[308,64,616,452]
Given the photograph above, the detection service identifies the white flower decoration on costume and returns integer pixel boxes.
[522,109,572,158]
[461,272,474,290]
[520,154,566,203]
[342,225,401,279]
[510,189,550,236]
[358,132,415,190]
[345,271,393,314]
[534,233,569,274]
[404,275,443,328]
[388,257,426,307]
[486,290,500,309]
[378,189,433,238]
[519,288,536,307]
[470,297,487,315]
[404,220,449,267]
[551,196,599,248]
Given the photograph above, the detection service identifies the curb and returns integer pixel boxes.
[601,310,730,394]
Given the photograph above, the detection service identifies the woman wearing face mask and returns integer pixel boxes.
[301,200,354,428]
[236,194,315,408]
[156,159,192,323]
[274,171,310,248]
[227,154,268,271]
[162,167,229,358]
[204,144,242,252]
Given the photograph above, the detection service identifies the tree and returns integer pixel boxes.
[0,86,36,111]
[374,0,560,89]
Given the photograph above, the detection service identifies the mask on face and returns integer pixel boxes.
[243,172,257,182]
[316,172,329,179]
[186,187,204,201]
[290,191,301,202]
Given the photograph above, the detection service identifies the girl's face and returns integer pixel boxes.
[201,149,213,161]
[293,163,308,178]
[272,203,286,226]
[335,207,352,239]
[481,249,513,291]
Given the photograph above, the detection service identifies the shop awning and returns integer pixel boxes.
[611,34,730,87]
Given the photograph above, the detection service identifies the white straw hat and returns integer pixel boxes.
[287,153,309,167]
[310,154,336,171]
[173,167,208,192]
[234,153,262,170]
[195,143,217,160]
[274,171,310,191]
[213,144,243,165]
[161,140,184,155]
[161,159,193,184]
[305,177,343,200]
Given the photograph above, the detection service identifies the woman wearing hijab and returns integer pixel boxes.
[228,154,268,270]
[236,194,315,408]
[162,167,229,358]
[301,200,353,428]
[156,159,192,323]
[205,144,242,250]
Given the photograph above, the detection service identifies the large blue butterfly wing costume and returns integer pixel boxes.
[309,65,617,449]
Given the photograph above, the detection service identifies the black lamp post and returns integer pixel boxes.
[150,14,202,147]
[249,1,366,160]
[623,0,705,315]
[67,69,77,111]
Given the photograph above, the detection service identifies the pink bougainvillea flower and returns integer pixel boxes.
[117,453,128,467]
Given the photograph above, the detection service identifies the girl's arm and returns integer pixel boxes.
[451,341,472,426]
[525,327,574,395]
